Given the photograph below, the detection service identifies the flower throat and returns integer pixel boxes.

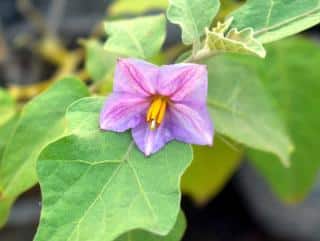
[146,96,168,130]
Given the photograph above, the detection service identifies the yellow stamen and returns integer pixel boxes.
[146,96,168,130]
[157,101,167,124]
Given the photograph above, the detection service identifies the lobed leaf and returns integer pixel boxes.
[0,77,89,227]
[34,97,192,241]
[205,56,293,166]
[104,15,166,59]
[167,0,220,45]
[229,0,320,43]
[205,17,266,58]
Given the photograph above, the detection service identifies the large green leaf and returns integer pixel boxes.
[244,37,320,202]
[109,0,168,16]
[167,0,220,45]
[104,15,166,59]
[115,211,186,241]
[182,138,242,205]
[34,97,192,241]
[0,77,89,227]
[0,88,15,127]
[205,56,293,165]
[230,0,320,43]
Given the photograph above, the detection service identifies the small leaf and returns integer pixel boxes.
[34,97,192,241]
[109,0,168,16]
[205,56,293,165]
[211,16,234,33]
[115,211,186,241]
[205,17,266,58]
[182,138,243,205]
[104,14,166,59]
[0,77,89,227]
[167,0,220,45]
[229,0,320,44]
[85,40,117,83]
[0,88,15,127]
[243,37,320,202]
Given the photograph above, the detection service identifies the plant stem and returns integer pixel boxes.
[183,48,217,63]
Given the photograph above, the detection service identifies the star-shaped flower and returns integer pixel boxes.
[100,58,214,155]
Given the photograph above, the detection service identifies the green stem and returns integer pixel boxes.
[183,48,218,63]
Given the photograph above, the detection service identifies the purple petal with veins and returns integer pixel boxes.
[168,102,213,145]
[100,58,214,156]
[132,116,173,156]
[114,58,158,97]
[157,63,208,104]
[100,93,148,132]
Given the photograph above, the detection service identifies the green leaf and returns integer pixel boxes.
[205,56,293,166]
[244,37,320,202]
[204,17,266,58]
[0,89,15,127]
[34,97,192,241]
[167,0,220,45]
[229,0,320,44]
[0,116,18,226]
[104,15,166,59]
[181,138,242,205]
[115,211,186,241]
[0,116,18,159]
[109,0,168,16]
[85,40,117,83]
[0,77,89,227]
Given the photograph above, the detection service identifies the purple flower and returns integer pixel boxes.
[100,58,214,156]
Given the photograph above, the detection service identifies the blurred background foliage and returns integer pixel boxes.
[0,0,320,241]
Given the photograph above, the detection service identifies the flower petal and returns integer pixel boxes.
[157,63,208,104]
[100,93,148,132]
[114,58,159,97]
[132,118,173,156]
[168,102,214,145]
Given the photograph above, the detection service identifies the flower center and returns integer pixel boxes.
[146,96,168,130]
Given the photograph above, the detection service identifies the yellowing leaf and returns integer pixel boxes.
[109,0,168,16]
[205,17,266,58]
[181,138,242,205]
